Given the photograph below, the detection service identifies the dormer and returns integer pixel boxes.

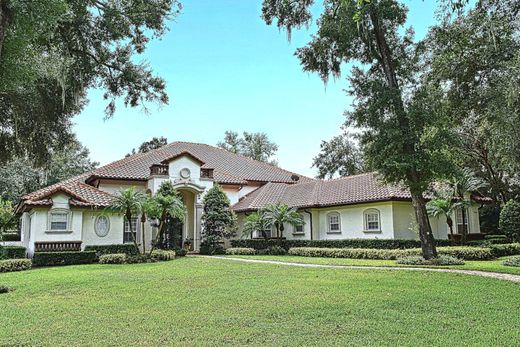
[160,152,205,183]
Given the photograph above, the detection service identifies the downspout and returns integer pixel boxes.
[304,210,313,240]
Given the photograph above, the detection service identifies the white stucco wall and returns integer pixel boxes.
[97,180,147,195]
[316,202,395,240]
[81,211,125,247]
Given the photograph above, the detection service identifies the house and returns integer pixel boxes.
[16,141,483,255]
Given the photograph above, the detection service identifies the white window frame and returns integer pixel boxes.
[364,209,381,232]
[455,208,469,234]
[327,212,341,234]
[123,218,138,244]
[94,215,111,237]
[47,209,72,232]
[293,213,305,235]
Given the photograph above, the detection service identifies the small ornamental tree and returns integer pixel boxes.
[0,198,16,239]
[242,209,270,239]
[499,200,520,242]
[200,184,237,254]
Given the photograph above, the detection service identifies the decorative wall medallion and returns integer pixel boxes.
[94,215,110,237]
[180,167,191,179]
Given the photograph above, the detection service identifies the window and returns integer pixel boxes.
[327,213,341,233]
[364,209,380,232]
[124,218,138,243]
[456,209,469,234]
[48,210,71,231]
[256,228,272,238]
[294,214,304,234]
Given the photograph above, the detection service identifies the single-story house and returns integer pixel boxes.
[16,141,484,255]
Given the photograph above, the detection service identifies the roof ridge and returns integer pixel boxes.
[322,171,376,182]
[202,142,313,182]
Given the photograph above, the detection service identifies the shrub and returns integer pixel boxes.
[231,238,451,251]
[499,200,520,242]
[1,233,20,241]
[225,248,256,255]
[173,247,187,257]
[151,249,176,261]
[200,240,225,255]
[126,255,157,264]
[396,255,464,266]
[287,246,493,260]
[0,246,26,260]
[489,243,520,257]
[0,285,12,294]
[84,244,138,258]
[33,251,96,267]
[503,257,520,267]
[264,246,287,256]
[0,258,32,272]
[485,234,508,240]
[99,253,127,264]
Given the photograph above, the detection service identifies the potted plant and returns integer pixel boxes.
[184,238,193,252]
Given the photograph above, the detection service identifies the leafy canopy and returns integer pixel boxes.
[217,131,279,165]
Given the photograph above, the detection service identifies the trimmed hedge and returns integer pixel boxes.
[151,250,176,261]
[226,248,256,255]
[0,246,26,260]
[231,238,452,251]
[84,244,138,257]
[1,233,21,241]
[488,243,520,257]
[99,253,127,264]
[33,251,97,267]
[288,246,494,260]
[0,258,32,273]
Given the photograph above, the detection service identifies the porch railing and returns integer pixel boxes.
[34,241,82,252]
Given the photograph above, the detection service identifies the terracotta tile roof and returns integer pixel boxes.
[232,172,428,212]
[87,141,312,184]
[19,174,116,211]
[19,141,311,211]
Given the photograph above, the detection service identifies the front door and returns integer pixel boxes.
[161,217,183,249]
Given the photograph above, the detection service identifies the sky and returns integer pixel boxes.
[73,0,438,178]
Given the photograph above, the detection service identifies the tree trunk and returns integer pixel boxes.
[0,0,11,60]
[369,7,437,259]
[411,191,438,259]
[140,213,146,254]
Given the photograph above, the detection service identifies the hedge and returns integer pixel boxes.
[226,248,256,255]
[84,244,138,257]
[0,258,32,273]
[488,243,520,257]
[0,246,26,260]
[231,238,452,251]
[99,253,127,264]
[287,246,494,260]
[33,251,97,267]
[151,250,176,261]
[1,233,21,241]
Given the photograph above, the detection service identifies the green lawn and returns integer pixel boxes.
[226,255,520,275]
[1,257,519,346]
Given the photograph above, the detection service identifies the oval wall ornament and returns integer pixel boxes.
[94,215,110,237]
[180,168,191,179]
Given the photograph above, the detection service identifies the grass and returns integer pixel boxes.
[0,257,519,346]
[226,255,520,275]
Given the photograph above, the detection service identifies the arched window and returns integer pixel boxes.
[327,212,341,233]
[364,209,380,232]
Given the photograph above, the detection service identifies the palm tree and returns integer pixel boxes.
[145,190,185,255]
[106,187,147,254]
[451,169,486,244]
[242,209,270,239]
[263,204,304,239]
[426,194,468,238]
